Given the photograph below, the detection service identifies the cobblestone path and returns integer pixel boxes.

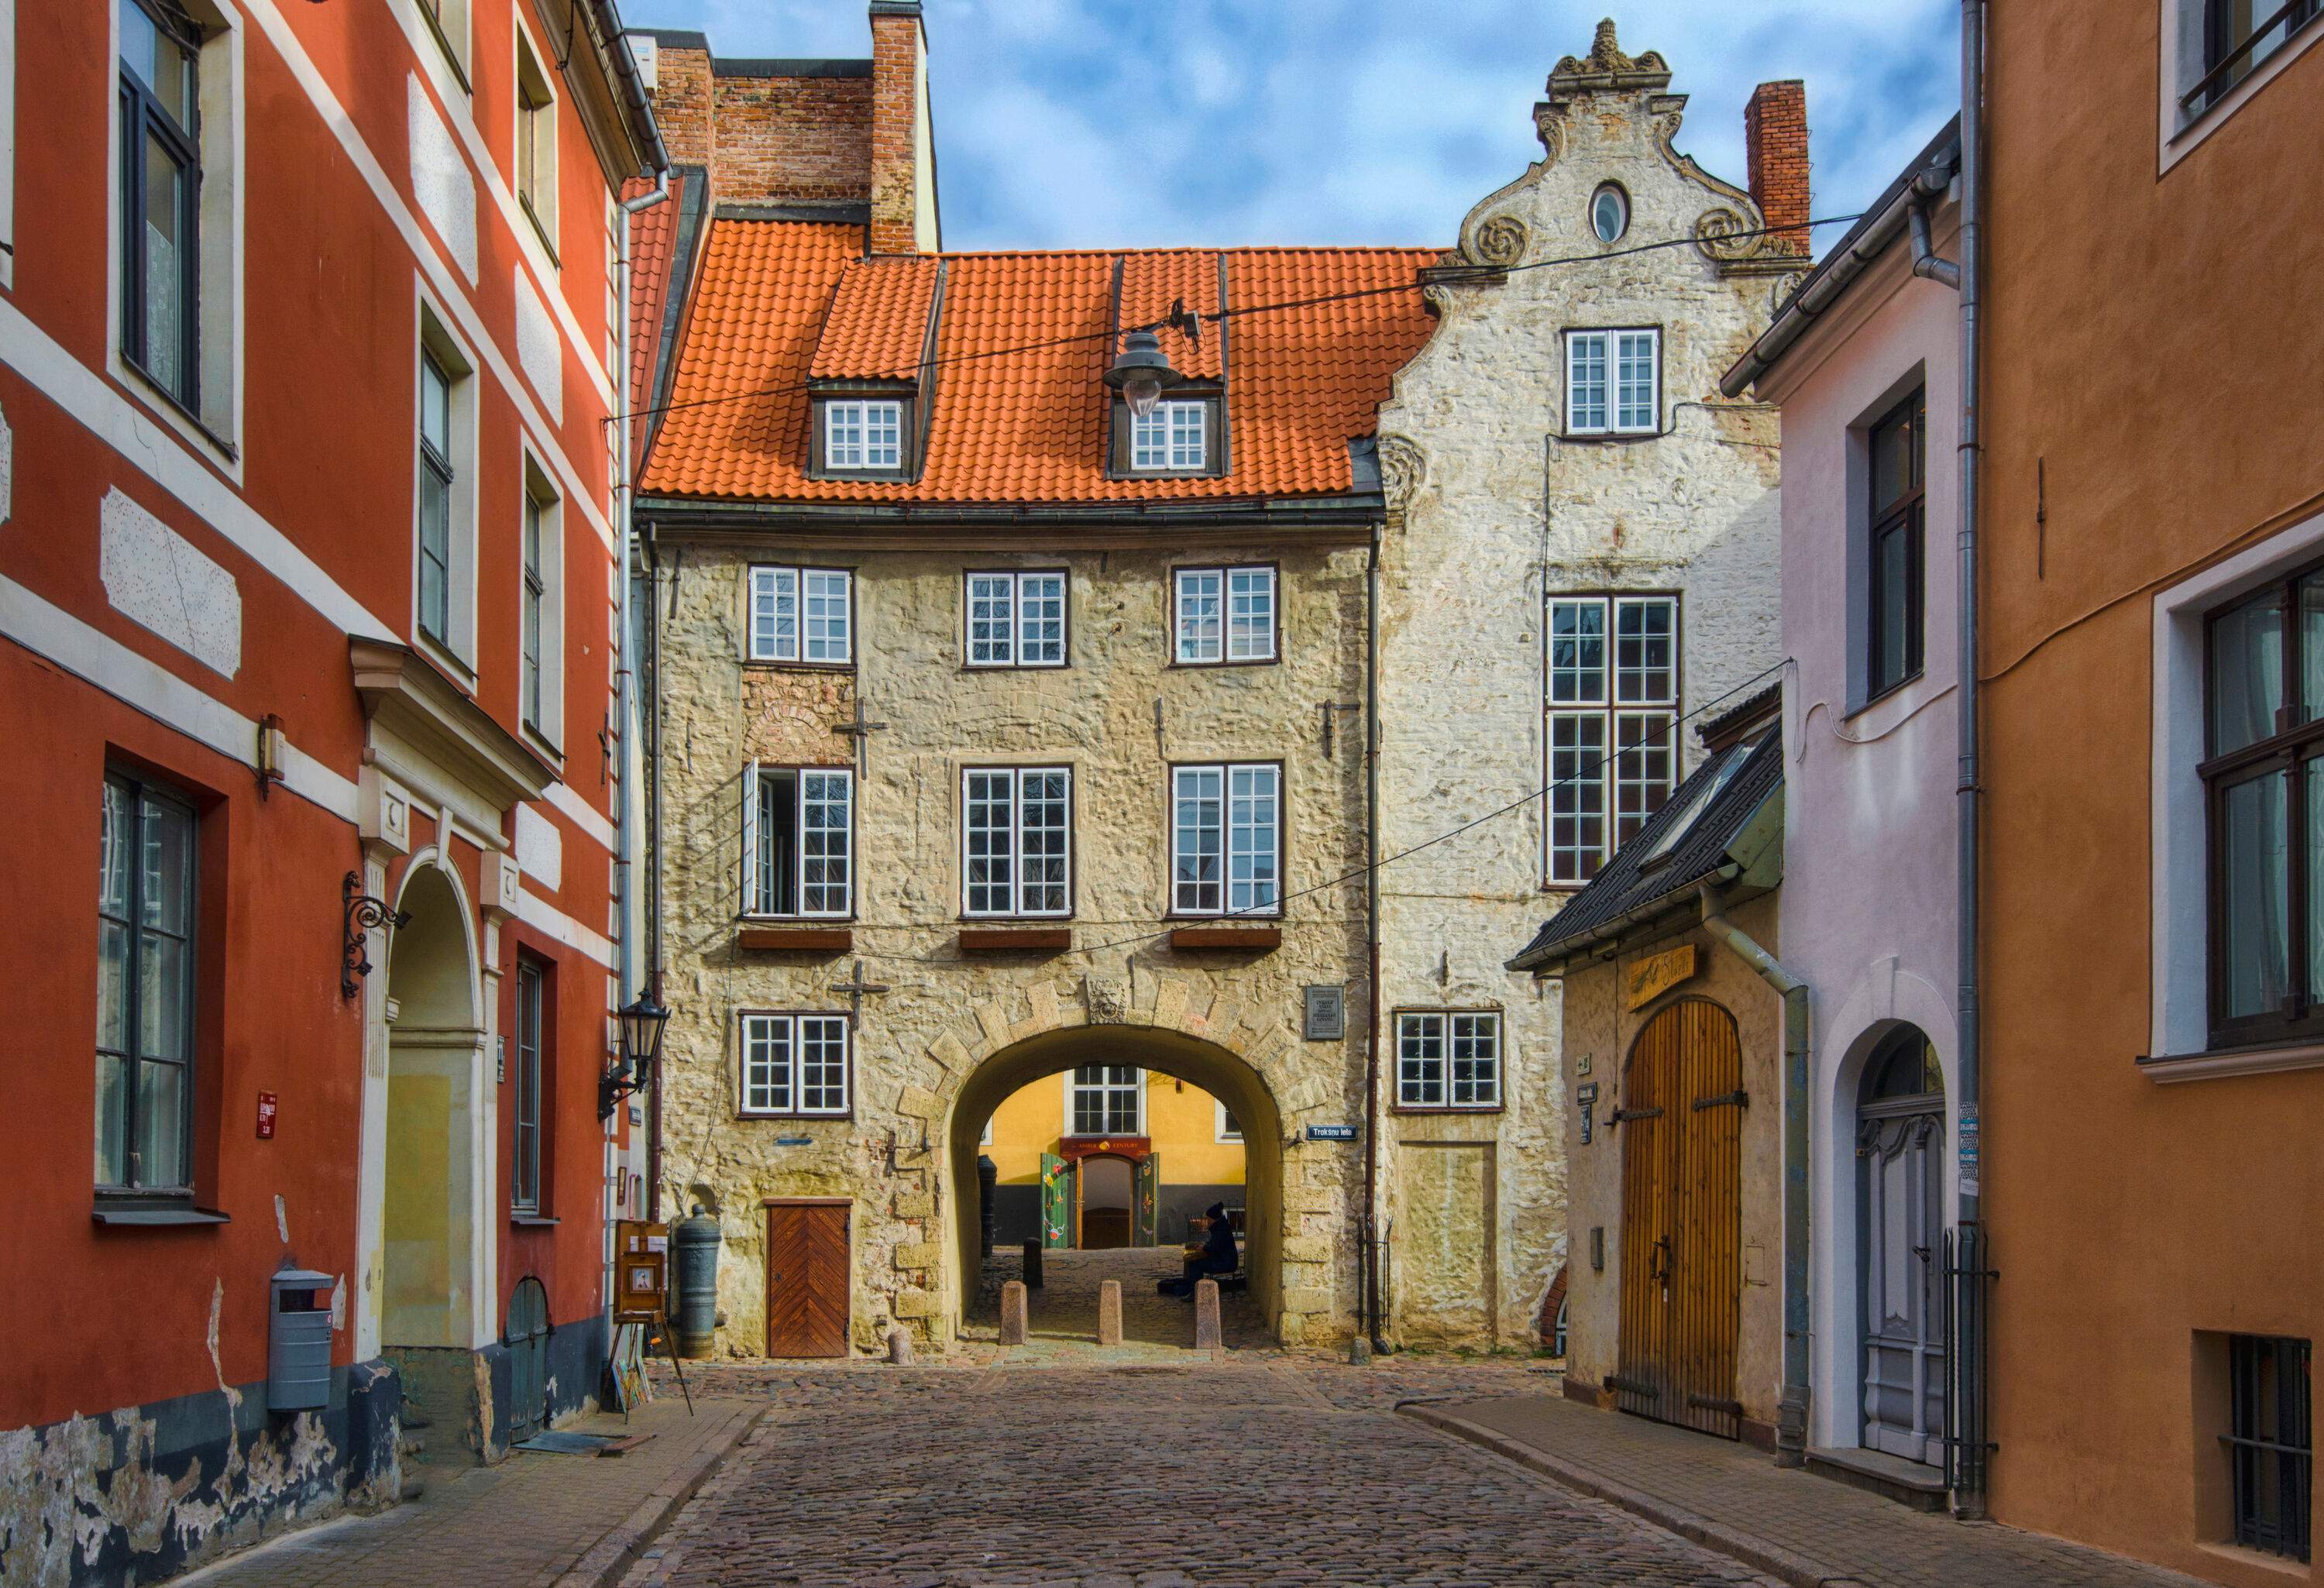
[621,1359,1773,1588]
[965,1247,1274,1357]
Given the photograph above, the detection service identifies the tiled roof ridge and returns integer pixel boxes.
[696,219,1440,265]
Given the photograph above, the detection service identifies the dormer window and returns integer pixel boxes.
[823,399,903,473]
[1132,400,1208,472]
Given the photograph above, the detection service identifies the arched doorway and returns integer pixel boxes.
[945,1025,1285,1340]
[1856,1025,1946,1464]
[1076,1155,1134,1249]
[1616,998,1743,1438]
[380,860,486,1358]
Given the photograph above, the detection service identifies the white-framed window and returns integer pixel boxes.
[739,1012,851,1117]
[110,0,242,459]
[1547,593,1679,884]
[513,14,558,256]
[961,767,1072,918]
[414,304,479,668]
[1171,763,1281,917]
[1174,565,1276,665]
[823,399,904,472]
[1066,1065,1142,1136]
[1565,328,1659,436]
[517,453,563,747]
[2162,0,2324,167]
[964,571,1067,668]
[1131,399,1207,471]
[416,0,471,84]
[741,765,854,918]
[1395,1011,1503,1110]
[511,956,545,1212]
[97,768,198,1194]
[746,565,852,665]
[1215,1098,1243,1144]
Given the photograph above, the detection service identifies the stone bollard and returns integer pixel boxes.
[1021,1238,1043,1290]
[999,1280,1030,1346]
[1096,1280,1122,1347]
[1347,1335,1372,1366]
[886,1325,915,1366]
[1193,1280,1222,1349]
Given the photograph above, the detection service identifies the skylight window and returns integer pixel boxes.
[1641,741,1755,865]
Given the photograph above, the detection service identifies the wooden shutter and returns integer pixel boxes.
[1134,1153,1160,1247]
[1040,1153,1071,1249]
[740,762,759,917]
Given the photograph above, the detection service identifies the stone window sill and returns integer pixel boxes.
[2137,1039,2324,1084]
[92,1203,231,1227]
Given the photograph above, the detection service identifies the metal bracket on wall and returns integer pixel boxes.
[341,871,412,999]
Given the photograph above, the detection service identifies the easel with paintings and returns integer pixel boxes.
[611,1221,692,1415]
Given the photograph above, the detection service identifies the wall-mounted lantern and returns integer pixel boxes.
[600,988,672,1120]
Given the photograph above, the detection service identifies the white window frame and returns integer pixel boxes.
[746,565,853,665]
[964,570,1067,669]
[416,0,472,86]
[741,765,854,919]
[105,0,245,475]
[1171,762,1282,918]
[1395,1011,1504,1110]
[1174,565,1276,665]
[2158,0,2324,170]
[738,1012,851,1118]
[1565,328,1659,437]
[1545,593,1679,885]
[517,452,563,751]
[512,8,558,260]
[823,398,904,473]
[961,766,1074,919]
[1130,399,1207,472]
[1215,1098,1243,1144]
[414,299,480,674]
[1064,1066,1143,1138]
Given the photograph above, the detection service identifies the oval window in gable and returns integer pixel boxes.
[1590,184,1629,245]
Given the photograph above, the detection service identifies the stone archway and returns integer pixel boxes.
[901,975,1342,1348]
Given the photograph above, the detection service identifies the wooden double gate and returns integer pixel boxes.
[1614,999,1745,1439]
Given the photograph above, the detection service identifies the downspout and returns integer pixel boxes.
[1697,883,1810,1469]
[1953,0,1989,1521]
[1362,518,1390,1356]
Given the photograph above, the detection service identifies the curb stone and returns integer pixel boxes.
[552,1404,766,1588]
[1398,1402,1860,1588]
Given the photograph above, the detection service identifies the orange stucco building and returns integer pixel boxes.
[1981,2,2322,1580]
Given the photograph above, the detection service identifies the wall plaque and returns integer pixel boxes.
[1624,943,1699,1011]
[1304,985,1346,1041]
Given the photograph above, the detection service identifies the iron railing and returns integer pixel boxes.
[1941,1224,1998,1510]
[2182,0,2323,112]
[2226,1333,2312,1562]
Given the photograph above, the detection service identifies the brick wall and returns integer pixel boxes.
[868,8,921,253]
[1743,81,1810,256]
[652,42,714,167]
[713,70,873,208]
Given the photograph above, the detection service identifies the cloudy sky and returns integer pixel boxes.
[618,0,1960,256]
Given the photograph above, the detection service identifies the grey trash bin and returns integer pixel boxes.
[268,1268,335,1413]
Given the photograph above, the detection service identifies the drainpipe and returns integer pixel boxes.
[1952,0,1989,1521]
[1362,519,1390,1356]
[1697,883,1810,1468]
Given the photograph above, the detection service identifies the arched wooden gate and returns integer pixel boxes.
[1615,999,1744,1439]
[506,1277,550,1441]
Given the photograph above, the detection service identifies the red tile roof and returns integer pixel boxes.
[638,220,1439,504]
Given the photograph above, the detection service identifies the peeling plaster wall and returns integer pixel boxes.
[648,537,1376,1353]
[1371,46,1791,1349]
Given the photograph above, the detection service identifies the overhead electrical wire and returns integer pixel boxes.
[607,214,1862,433]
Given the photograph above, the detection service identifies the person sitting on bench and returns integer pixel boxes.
[1164,1204,1238,1298]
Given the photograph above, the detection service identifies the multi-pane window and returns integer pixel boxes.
[119,0,203,410]
[2202,562,2324,1048]
[823,399,903,472]
[962,768,1072,917]
[1174,565,1276,665]
[747,565,852,665]
[1131,400,1207,471]
[1172,763,1281,916]
[97,771,196,1193]
[1068,1065,1141,1136]
[512,958,544,1213]
[1565,328,1659,435]
[2224,1334,2311,1562]
[514,27,556,249]
[1395,1012,1503,1109]
[742,766,853,918]
[739,1012,851,1117]
[1867,388,1926,699]
[1215,1101,1243,1143]
[964,571,1067,668]
[418,350,455,645]
[1547,593,1679,883]
[521,491,545,733]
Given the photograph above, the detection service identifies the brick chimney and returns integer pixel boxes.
[868,0,933,253]
[1743,80,1810,256]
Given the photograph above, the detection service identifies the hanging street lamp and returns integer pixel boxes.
[1105,327,1181,418]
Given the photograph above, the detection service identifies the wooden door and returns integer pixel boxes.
[1040,1153,1071,1249]
[506,1277,548,1441]
[765,1202,850,1358]
[1134,1153,1160,1247]
[1860,1109,1946,1461]
[1615,999,1744,1439]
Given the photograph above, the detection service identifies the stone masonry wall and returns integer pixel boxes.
[1370,45,1792,1350]
[648,535,1376,1356]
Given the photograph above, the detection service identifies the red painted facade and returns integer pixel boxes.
[0,0,659,1578]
